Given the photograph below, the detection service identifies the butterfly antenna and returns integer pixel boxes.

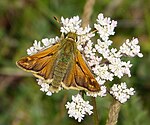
[78,28,97,37]
[54,16,61,24]
[91,28,97,34]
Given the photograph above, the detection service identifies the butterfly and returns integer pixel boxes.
[16,32,100,93]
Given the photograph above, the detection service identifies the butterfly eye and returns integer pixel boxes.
[64,33,68,38]
[76,36,78,42]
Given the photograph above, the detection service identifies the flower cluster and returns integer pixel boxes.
[25,13,143,122]
[110,82,135,103]
[37,79,53,96]
[60,16,81,34]
[27,36,59,55]
[60,16,95,51]
[59,13,141,121]
[94,13,117,41]
[119,38,143,57]
[65,94,93,122]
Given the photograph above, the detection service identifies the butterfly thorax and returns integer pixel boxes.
[51,32,77,88]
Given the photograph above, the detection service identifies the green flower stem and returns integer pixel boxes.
[91,97,99,125]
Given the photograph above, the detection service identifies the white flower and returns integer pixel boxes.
[33,40,43,50]
[65,94,93,122]
[40,83,49,92]
[41,38,50,47]
[92,65,114,81]
[37,79,53,96]
[95,76,106,85]
[83,40,93,56]
[96,13,111,25]
[119,38,143,58]
[60,16,95,49]
[94,13,117,41]
[83,40,103,68]
[94,39,112,58]
[41,38,48,46]
[110,82,135,103]
[27,46,38,55]
[108,58,124,78]
[50,36,59,44]
[60,16,81,34]
[109,48,122,58]
[122,61,132,77]
[46,91,52,96]
[26,36,59,55]
[37,78,44,86]
[108,58,132,78]
[77,25,95,43]
[86,86,107,97]
[88,55,102,67]
[42,36,59,47]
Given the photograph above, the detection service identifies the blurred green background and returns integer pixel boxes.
[0,0,150,125]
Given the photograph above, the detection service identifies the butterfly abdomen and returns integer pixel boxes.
[51,53,71,88]
[51,39,76,88]
[52,62,67,87]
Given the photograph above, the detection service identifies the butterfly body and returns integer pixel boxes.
[16,32,100,93]
[51,33,77,89]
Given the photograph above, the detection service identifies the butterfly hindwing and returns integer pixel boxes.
[62,58,78,89]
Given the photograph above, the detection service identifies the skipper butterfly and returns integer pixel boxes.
[16,32,100,93]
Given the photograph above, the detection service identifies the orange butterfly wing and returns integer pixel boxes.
[62,50,100,92]
[16,43,60,79]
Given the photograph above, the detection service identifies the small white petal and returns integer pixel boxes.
[46,91,52,96]
[138,53,143,58]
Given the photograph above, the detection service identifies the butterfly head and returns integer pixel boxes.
[65,32,78,42]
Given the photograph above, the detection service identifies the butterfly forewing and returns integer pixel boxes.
[16,43,60,79]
